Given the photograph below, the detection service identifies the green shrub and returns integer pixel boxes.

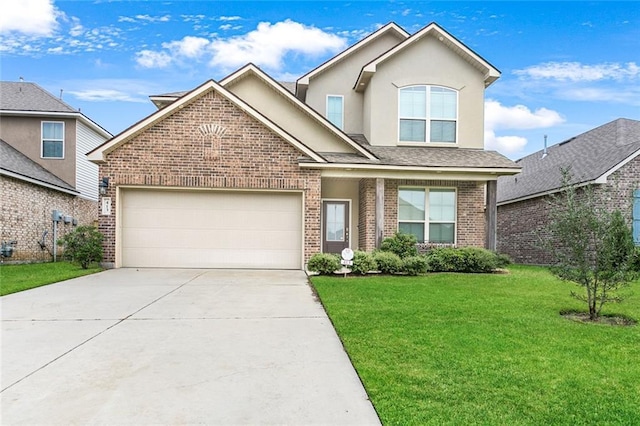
[426,247,501,273]
[402,255,428,276]
[350,251,377,275]
[57,225,104,269]
[458,247,499,273]
[307,253,341,275]
[380,232,418,259]
[373,251,403,274]
[426,247,465,272]
[494,252,513,269]
[629,246,640,272]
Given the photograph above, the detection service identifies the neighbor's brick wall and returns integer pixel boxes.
[0,175,97,262]
[497,156,640,264]
[98,89,321,266]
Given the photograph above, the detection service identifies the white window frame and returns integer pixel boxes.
[398,85,458,145]
[397,186,457,244]
[326,95,344,130]
[41,121,65,159]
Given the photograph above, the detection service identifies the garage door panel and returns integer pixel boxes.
[121,189,302,269]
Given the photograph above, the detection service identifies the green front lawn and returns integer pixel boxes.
[0,261,102,296]
[312,265,640,425]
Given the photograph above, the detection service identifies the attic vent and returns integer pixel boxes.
[198,123,227,138]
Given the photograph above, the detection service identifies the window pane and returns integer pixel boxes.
[399,189,425,221]
[43,122,63,140]
[327,96,343,129]
[399,222,425,243]
[400,119,426,142]
[326,203,345,242]
[399,86,426,118]
[43,140,63,158]
[429,189,455,221]
[429,223,455,244]
[430,120,456,143]
[430,87,456,119]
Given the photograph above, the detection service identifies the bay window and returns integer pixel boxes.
[398,187,456,244]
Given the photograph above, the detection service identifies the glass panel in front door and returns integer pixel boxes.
[326,203,345,241]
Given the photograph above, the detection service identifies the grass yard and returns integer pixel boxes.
[0,261,102,296]
[312,265,640,425]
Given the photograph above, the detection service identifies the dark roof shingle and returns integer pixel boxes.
[497,118,640,204]
[0,81,77,113]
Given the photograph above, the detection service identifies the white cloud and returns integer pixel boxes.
[219,16,242,21]
[0,0,59,36]
[484,99,565,154]
[208,20,346,71]
[135,50,172,68]
[514,61,639,82]
[134,20,346,72]
[67,89,148,103]
[163,36,210,58]
[219,24,233,31]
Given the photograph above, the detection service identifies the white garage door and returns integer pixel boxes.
[120,189,302,269]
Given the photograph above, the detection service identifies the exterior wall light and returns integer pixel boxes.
[99,177,109,195]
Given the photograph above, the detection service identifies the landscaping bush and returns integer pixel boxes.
[380,232,418,259]
[307,253,341,275]
[494,252,513,269]
[57,225,104,269]
[402,255,428,276]
[458,247,499,273]
[426,247,501,273]
[373,251,403,274]
[426,247,465,272]
[350,250,377,275]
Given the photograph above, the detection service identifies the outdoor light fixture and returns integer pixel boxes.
[99,177,109,195]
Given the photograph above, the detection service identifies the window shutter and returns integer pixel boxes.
[633,190,640,245]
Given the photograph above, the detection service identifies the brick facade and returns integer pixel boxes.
[497,156,640,264]
[358,178,377,251]
[1,175,97,262]
[98,89,321,266]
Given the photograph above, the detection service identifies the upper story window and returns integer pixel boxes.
[326,95,344,130]
[42,121,64,158]
[399,86,457,143]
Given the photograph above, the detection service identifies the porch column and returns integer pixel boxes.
[376,178,385,248]
[485,180,497,251]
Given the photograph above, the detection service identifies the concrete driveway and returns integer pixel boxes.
[1,269,380,425]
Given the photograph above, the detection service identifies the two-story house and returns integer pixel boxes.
[88,22,520,269]
[0,81,112,261]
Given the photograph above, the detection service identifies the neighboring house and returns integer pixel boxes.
[88,22,520,269]
[497,118,640,264]
[0,81,112,261]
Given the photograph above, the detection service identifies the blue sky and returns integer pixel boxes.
[1,1,638,159]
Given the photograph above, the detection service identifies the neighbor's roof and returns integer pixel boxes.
[497,118,640,205]
[0,139,78,195]
[0,81,77,113]
[0,81,112,138]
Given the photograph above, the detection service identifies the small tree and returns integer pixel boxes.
[58,225,104,269]
[545,170,636,320]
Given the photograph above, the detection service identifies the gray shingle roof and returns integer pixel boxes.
[0,139,77,192]
[0,81,77,113]
[497,118,640,204]
[330,134,519,170]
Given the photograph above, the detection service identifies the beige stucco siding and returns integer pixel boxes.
[321,178,360,250]
[0,115,77,186]
[305,31,404,134]
[227,75,355,154]
[364,34,486,148]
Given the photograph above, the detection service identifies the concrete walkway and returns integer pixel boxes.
[1,269,380,425]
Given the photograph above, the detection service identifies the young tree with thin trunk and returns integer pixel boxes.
[545,170,635,320]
